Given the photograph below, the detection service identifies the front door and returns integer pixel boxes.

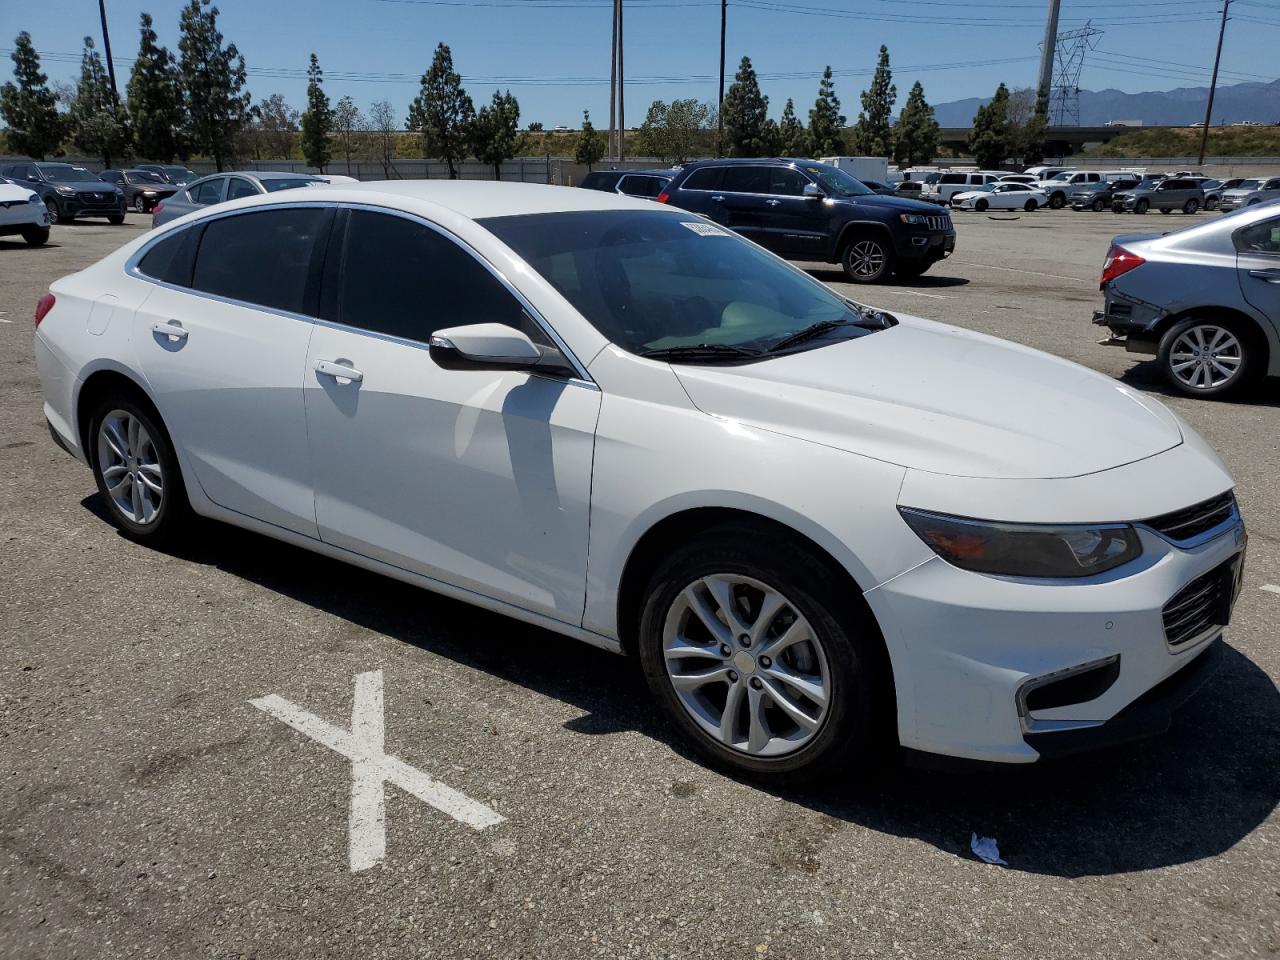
[302,209,600,624]
[761,166,830,259]
[133,206,330,538]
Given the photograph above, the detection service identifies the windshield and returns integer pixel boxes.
[480,210,882,357]
[162,166,196,179]
[1049,172,1075,181]
[37,164,102,183]
[1238,179,1264,190]
[969,183,996,193]
[797,163,873,197]
[128,170,167,184]
[263,178,316,193]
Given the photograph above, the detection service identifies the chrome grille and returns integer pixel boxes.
[1162,562,1230,647]
[1143,492,1236,543]
[925,214,951,231]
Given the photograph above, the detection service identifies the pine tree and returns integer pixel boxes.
[807,66,845,157]
[70,37,129,168]
[333,96,364,174]
[300,53,332,171]
[471,89,521,180]
[777,98,809,157]
[0,32,64,159]
[969,82,1010,169]
[126,13,186,162]
[852,45,896,157]
[407,43,474,180]
[178,0,250,171]
[721,57,771,157]
[574,109,605,169]
[891,81,939,167]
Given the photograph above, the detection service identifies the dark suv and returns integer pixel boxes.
[0,161,127,224]
[658,158,955,282]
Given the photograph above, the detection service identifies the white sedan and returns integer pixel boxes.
[33,182,1243,780]
[0,176,51,246]
[951,181,1047,211]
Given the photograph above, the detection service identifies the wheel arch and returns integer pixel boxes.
[831,218,894,262]
[75,365,163,460]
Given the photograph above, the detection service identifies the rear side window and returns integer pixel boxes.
[192,208,329,315]
[137,227,200,287]
[939,174,966,185]
[334,210,540,344]
[189,179,223,205]
[227,177,257,200]
[681,167,724,191]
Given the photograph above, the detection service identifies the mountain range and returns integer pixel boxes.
[931,78,1280,127]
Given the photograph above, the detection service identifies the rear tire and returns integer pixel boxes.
[840,232,894,284]
[21,226,49,246]
[1183,198,1200,214]
[637,525,891,785]
[1157,316,1258,398]
[1205,196,1219,211]
[87,393,192,546]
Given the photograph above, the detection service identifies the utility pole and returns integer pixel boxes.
[1198,0,1230,166]
[618,0,625,161]
[98,0,119,99]
[717,0,726,157]
[1037,0,1061,112]
[608,0,618,159]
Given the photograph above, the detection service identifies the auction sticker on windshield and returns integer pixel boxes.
[680,221,729,237]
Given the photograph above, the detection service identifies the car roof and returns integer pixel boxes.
[680,157,815,168]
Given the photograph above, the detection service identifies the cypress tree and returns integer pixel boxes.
[892,81,939,167]
[70,36,130,168]
[0,32,64,159]
[407,43,475,180]
[721,56,770,157]
[808,66,845,157]
[852,45,896,157]
[126,13,186,162]
[300,53,333,171]
[178,0,251,171]
[777,98,809,158]
[969,83,1010,169]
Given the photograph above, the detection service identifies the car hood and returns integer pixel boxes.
[0,183,36,203]
[671,315,1183,480]
[1223,188,1258,198]
[836,194,943,215]
[950,191,986,201]
[56,182,119,194]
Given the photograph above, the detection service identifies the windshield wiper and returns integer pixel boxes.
[766,317,876,353]
[637,343,763,363]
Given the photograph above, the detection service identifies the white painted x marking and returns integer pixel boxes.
[250,670,504,872]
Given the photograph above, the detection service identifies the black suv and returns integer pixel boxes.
[0,161,127,224]
[658,158,955,282]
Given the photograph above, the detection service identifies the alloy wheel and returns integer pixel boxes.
[1169,324,1244,391]
[661,574,832,758]
[96,410,164,525]
[134,196,146,213]
[44,197,59,224]
[847,240,886,280]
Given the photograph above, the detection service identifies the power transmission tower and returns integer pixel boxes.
[1047,21,1102,126]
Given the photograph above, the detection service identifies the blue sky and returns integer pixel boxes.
[2,0,1277,128]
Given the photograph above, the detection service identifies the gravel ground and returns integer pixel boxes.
[0,208,1277,960]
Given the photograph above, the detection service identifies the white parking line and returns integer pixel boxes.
[879,290,956,300]
[950,260,1093,283]
[251,669,505,873]
[1261,584,1280,596]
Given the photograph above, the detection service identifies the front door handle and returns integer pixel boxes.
[152,320,188,342]
[710,195,725,202]
[315,359,364,384]
[765,199,781,206]
[1248,268,1280,283]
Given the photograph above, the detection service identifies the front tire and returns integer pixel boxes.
[840,232,894,284]
[1158,317,1256,397]
[1049,192,1066,209]
[88,395,192,544]
[1025,199,1039,212]
[1183,198,1199,214]
[21,225,49,246]
[133,195,147,213]
[1135,199,1150,214]
[1092,198,1105,212]
[974,198,989,212]
[637,526,889,784]
[1205,196,1219,211]
[44,197,61,224]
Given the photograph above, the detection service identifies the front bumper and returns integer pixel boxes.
[866,489,1245,764]
[897,228,956,262]
[0,202,50,233]
[54,193,126,218]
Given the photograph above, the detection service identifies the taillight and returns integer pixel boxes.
[152,202,165,214]
[655,191,670,204]
[34,292,55,328]
[1100,244,1145,287]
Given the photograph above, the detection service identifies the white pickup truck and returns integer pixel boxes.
[0,176,51,246]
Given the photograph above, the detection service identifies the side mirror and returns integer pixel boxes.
[802,182,824,199]
[429,322,543,371]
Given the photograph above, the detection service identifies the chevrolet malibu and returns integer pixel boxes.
[34,182,1246,782]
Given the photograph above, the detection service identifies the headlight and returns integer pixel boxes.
[143,190,157,196]
[28,194,41,204]
[899,213,928,224]
[898,507,1142,578]
[55,185,75,195]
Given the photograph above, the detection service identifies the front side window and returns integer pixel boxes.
[797,163,871,197]
[189,178,224,205]
[1235,217,1280,255]
[192,207,329,315]
[480,210,881,356]
[769,168,810,197]
[334,210,542,345]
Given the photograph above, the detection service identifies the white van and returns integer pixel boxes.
[924,170,1003,202]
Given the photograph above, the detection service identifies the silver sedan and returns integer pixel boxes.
[151,171,320,227]
[1093,200,1280,397]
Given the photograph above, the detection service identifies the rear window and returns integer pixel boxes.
[191,208,329,315]
[263,178,315,193]
[618,175,668,199]
[580,172,619,191]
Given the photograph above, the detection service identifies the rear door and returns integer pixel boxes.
[668,166,724,216]
[133,205,331,537]
[1236,214,1280,336]
[712,165,773,243]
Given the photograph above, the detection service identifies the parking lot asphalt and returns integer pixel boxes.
[1,209,1277,959]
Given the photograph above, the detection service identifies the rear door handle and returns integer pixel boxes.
[765,199,781,206]
[152,320,188,342]
[1248,268,1280,283]
[315,359,363,383]
[710,195,725,202]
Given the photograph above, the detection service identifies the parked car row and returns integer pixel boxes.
[0,174,52,245]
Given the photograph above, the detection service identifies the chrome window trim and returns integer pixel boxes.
[674,163,831,201]
[122,199,596,386]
